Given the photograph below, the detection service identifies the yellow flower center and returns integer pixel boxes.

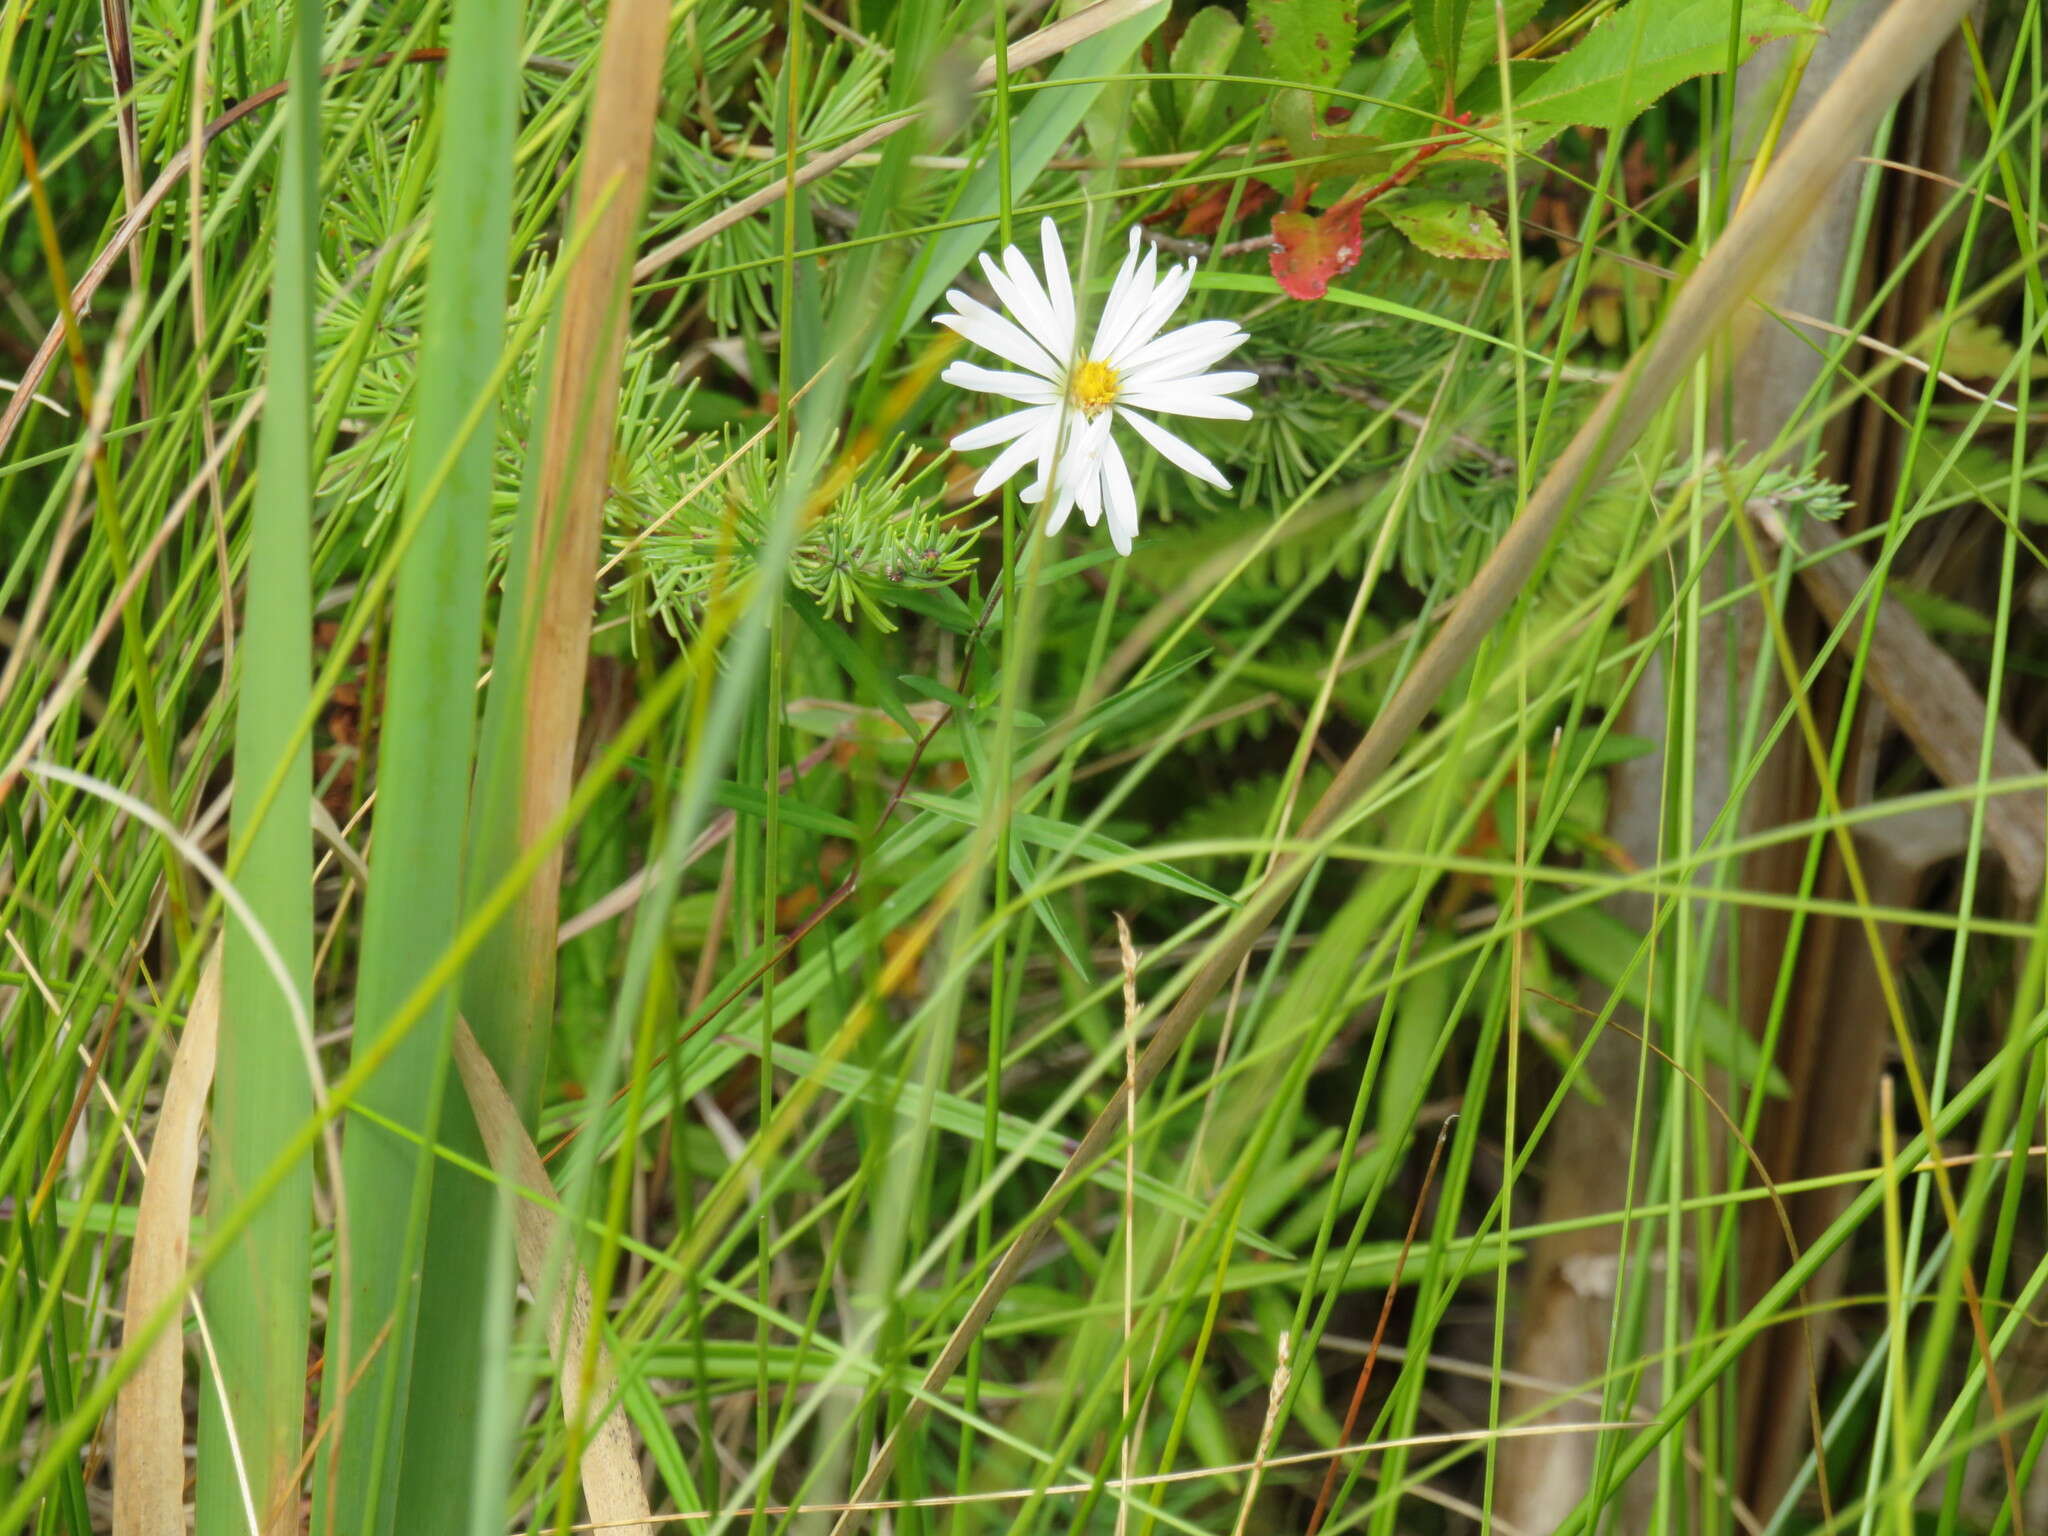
[1067,358,1120,418]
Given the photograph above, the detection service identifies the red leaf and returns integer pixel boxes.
[1268,198,1364,301]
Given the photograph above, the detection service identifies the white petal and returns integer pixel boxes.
[952,404,1055,451]
[1023,409,1076,505]
[1121,321,1247,384]
[1077,410,1117,471]
[1133,369,1260,398]
[973,420,1055,496]
[1092,240,1159,358]
[936,290,1064,378]
[1043,411,1110,536]
[1039,218,1076,343]
[1005,245,1072,361]
[980,249,1062,358]
[1086,229,1148,357]
[1103,259,1195,367]
[1099,435,1139,554]
[1118,408,1231,490]
[1044,475,1079,534]
[1076,462,1104,526]
[1063,413,1114,526]
[1119,389,1254,421]
[940,361,1060,405]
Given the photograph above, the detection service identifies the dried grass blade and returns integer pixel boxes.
[114,944,223,1536]
[468,0,675,1115]
[451,1021,652,1535]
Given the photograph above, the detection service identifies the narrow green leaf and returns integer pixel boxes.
[738,1040,1294,1258]
[1057,651,1213,743]
[1006,835,1092,977]
[200,0,320,1528]
[888,583,980,632]
[898,673,973,711]
[904,791,1238,908]
[716,783,859,840]
[794,595,919,737]
[1221,1234,1513,1292]
[1381,933,1451,1149]
[312,0,521,1529]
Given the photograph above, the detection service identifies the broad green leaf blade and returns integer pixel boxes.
[1409,0,1473,100]
[1384,198,1511,258]
[312,0,521,1530]
[422,0,678,1531]
[1510,0,1818,127]
[200,2,321,1529]
[1249,0,1361,153]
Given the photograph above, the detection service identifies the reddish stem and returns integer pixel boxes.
[1349,110,1477,217]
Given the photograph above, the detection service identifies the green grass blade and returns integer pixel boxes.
[310,0,520,1528]
[198,0,321,1528]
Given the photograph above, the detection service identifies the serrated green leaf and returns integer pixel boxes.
[1355,0,1543,142]
[1250,0,1360,154]
[1510,0,1818,127]
[1410,0,1474,99]
[1249,0,1359,94]
[1384,198,1510,258]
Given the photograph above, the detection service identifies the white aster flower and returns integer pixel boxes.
[936,217,1256,555]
